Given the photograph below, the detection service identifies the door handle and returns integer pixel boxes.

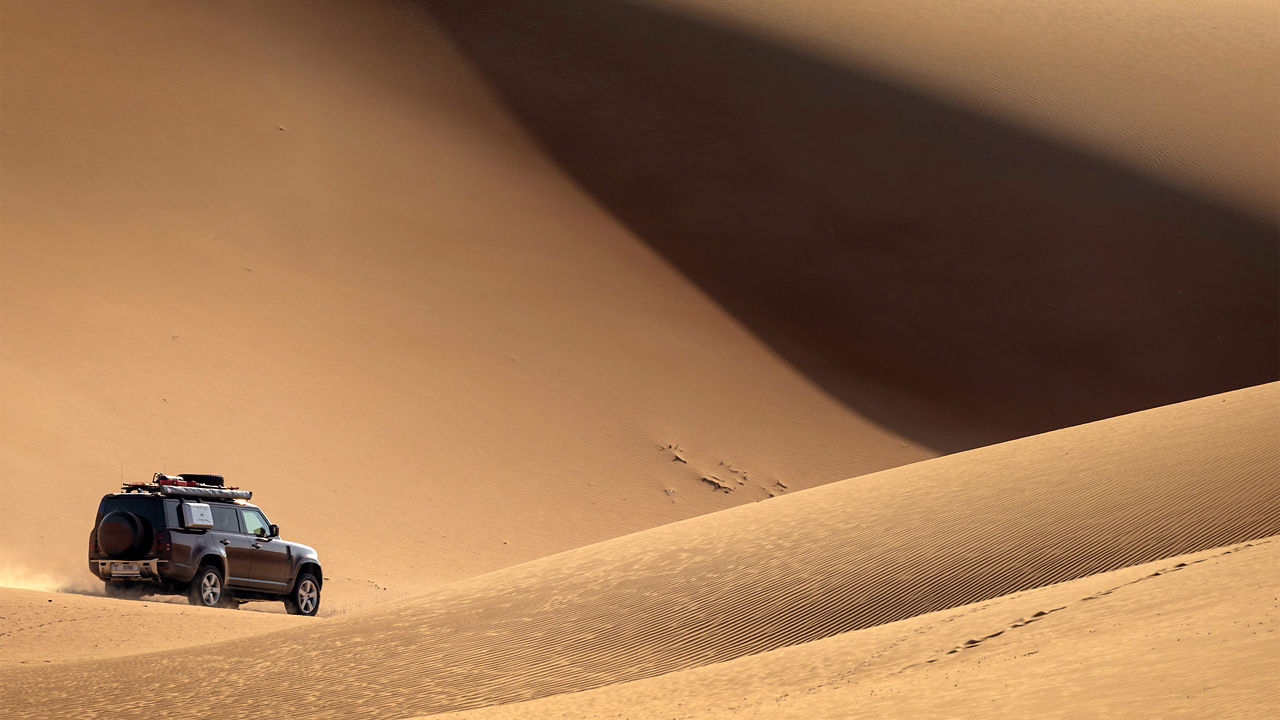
[252,543,262,549]
[220,539,231,546]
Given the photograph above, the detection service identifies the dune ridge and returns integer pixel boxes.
[3,383,1276,718]
[437,538,1280,719]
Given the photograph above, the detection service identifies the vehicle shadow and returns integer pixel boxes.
[424,0,1278,450]
[55,584,293,613]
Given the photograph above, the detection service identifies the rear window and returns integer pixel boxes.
[96,495,166,528]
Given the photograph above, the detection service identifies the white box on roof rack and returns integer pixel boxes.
[181,502,214,529]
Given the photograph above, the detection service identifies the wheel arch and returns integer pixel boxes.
[294,561,322,591]
[196,553,226,576]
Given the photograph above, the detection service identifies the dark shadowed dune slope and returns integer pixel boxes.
[424,0,1278,450]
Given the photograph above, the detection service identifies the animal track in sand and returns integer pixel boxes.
[916,539,1274,666]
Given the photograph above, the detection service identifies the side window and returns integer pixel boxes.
[240,509,270,538]
[211,505,241,533]
[163,499,181,529]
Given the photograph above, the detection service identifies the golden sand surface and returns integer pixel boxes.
[1,0,934,608]
[0,587,301,667]
[438,539,1280,720]
[1,0,1275,717]
[3,385,1276,718]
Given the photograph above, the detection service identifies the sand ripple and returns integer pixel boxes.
[3,384,1275,718]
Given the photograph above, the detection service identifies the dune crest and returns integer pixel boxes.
[437,538,1280,719]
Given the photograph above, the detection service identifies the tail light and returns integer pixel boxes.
[153,528,171,556]
[89,530,99,555]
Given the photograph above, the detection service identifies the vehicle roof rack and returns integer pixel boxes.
[120,473,252,501]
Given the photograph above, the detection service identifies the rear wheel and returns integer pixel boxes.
[187,564,231,608]
[284,572,320,616]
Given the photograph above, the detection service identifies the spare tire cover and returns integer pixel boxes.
[98,511,150,559]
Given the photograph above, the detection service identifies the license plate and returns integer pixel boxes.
[111,562,140,576]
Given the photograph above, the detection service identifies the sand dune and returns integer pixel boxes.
[3,384,1275,718]
[429,0,1278,448]
[651,0,1280,223]
[0,587,301,667]
[0,0,931,606]
[4,0,1274,603]
[2,0,1275,716]
[438,538,1280,719]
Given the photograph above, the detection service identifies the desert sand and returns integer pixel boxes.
[1,0,1276,717]
[3,385,1277,717]
[436,539,1280,720]
[0,587,302,667]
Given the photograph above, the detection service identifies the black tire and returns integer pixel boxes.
[284,572,321,616]
[188,564,231,608]
[98,511,151,559]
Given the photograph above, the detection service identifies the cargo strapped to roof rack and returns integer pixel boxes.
[119,472,252,500]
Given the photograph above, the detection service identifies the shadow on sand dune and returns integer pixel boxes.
[425,0,1277,450]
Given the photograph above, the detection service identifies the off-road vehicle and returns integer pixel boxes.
[88,473,323,615]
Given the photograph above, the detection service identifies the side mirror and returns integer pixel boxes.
[268,524,280,538]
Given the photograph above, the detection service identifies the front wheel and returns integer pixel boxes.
[284,572,320,616]
[188,564,231,608]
